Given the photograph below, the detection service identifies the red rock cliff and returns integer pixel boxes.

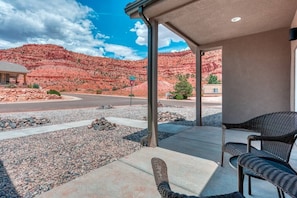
[0,44,221,97]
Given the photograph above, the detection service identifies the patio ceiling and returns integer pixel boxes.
[125,0,297,48]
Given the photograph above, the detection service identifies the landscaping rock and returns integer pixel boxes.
[143,111,186,122]
[88,117,117,130]
[0,117,50,130]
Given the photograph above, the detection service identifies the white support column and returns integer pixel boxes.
[196,47,202,126]
[148,20,158,147]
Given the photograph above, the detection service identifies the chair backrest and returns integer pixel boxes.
[151,157,196,198]
[242,111,297,161]
[151,157,244,198]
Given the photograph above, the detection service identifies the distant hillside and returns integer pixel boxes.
[0,44,221,97]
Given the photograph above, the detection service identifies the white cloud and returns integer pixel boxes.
[171,47,190,53]
[104,43,142,60]
[0,0,141,60]
[130,21,186,48]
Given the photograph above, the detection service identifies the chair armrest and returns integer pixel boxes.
[247,131,297,152]
[222,123,243,130]
[221,123,247,146]
[248,131,297,144]
[247,134,286,152]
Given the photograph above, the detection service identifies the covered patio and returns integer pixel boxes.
[125,0,297,147]
[38,125,297,197]
[0,61,28,85]
[124,0,297,197]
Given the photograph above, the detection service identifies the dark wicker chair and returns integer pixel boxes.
[151,157,244,198]
[238,153,297,198]
[221,111,297,195]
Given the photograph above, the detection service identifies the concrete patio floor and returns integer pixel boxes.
[37,125,295,198]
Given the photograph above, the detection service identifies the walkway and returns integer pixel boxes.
[0,118,191,140]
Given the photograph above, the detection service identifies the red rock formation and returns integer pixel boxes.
[0,87,61,102]
[0,44,221,97]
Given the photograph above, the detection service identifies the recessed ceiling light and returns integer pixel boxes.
[231,17,241,23]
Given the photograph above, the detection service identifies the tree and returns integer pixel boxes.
[207,74,220,84]
[173,74,193,99]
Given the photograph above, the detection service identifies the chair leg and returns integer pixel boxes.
[220,151,224,167]
[238,164,244,194]
[277,187,285,198]
[248,176,252,195]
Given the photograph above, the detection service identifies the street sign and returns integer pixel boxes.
[129,75,136,81]
[129,75,136,106]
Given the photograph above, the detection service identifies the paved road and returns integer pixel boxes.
[0,93,220,113]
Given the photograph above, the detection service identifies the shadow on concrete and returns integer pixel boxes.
[123,128,174,144]
[162,112,222,127]
[0,160,20,197]
[202,112,222,127]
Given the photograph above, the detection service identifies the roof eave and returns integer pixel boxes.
[124,0,159,18]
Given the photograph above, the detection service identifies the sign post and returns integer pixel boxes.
[129,75,136,106]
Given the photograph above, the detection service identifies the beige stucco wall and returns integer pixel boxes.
[202,28,291,123]
[202,84,222,96]
[291,11,297,110]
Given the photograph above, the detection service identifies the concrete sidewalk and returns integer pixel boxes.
[0,117,192,140]
[0,120,93,140]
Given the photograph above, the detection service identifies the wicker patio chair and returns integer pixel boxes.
[151,157,244,198]
[238,153,297,198]
[221,111,297,195]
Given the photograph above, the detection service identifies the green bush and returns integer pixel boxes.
[47,89,61,96]
[174,93,184,100]
[207,74,220,84]
[173,74,193,100]
[32,83,40,89]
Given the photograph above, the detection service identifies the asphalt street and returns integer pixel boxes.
[0,93,221,113]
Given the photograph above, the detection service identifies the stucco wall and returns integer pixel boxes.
[291,11,297,110]
[202,28,291,123]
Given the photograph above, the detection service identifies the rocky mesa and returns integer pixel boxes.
[0,44,221,97]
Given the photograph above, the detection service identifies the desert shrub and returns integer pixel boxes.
[112,87,119,91]
[96,89,102,94]
[172,74,193,99]
[32,83,40,89]
[174,93,184,100]
[129,94,135,97]
[5,84,17,88]
[47,89,61,96]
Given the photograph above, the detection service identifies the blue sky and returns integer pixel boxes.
[0,0,189,60]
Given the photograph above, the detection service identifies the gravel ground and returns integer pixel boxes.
[0,104,222,197]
